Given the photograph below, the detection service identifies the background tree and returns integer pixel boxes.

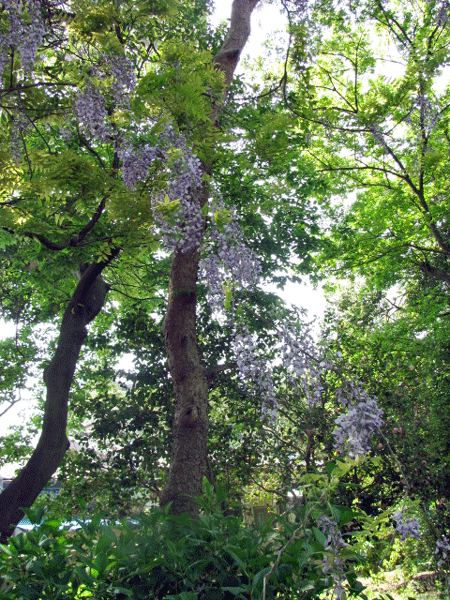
[280,0,450,558]
[291,0,450,290]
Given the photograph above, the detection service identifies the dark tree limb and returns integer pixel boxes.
[1,195,108,251]
[206,362,238,387]
[420,260,450,287]
[0,248,120,543]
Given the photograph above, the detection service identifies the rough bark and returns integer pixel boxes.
[159,0,260,516]
[0,255,118,543]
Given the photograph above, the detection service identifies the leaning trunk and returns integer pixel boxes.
[159,0,260,515]
[0,259,116,542]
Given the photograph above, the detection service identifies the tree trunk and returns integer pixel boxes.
[159,0,260,516]
[0,256,118,543]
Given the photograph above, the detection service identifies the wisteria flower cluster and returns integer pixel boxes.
[333,383,383,457]
[74,85,111,143]
[119,128,203,252]
[153,137,204,253]
[231,320,331,425]
[435,534,450,568]
[118,142,161,191]
[104,53,136,107]
[232,326,278,423]
[279,321,329,407]
[436,0,450,25]
[149,135,204,252]
[393,511,421,541]
[0,0,44,75]
[199,197,261,312]
[70,48,136,142]
[318,516,348,600]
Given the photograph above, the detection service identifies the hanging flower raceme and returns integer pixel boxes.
[279,321,330,407]
[118,143,160,192]
[199,197,261,312]
[0,0,44,75]
[104,53,136,107]
[232,326,278,423]
[435,535,450,568]
[153,136,204,253]
[119,128,203,252]
[75,85,111,143]
[393,511,421,541]
[317,517,347,600]
[332,383,383,458]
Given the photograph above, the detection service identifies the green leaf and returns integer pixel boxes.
[224,548,247,574]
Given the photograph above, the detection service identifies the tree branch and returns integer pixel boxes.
[5,195,109,251]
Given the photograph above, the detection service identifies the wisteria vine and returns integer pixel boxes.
[318,517,348,600]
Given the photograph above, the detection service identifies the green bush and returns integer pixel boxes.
[0,492,368,599]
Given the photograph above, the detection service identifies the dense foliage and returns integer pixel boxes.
[0,481,371,600]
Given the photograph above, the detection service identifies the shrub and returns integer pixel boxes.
[0,489,369,600]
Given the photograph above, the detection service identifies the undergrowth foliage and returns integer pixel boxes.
[0,479,371,600]
[1,470,434,600]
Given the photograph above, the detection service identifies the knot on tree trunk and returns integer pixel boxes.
[180,403,199,427]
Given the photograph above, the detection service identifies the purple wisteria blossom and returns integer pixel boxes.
[104,53,136,107]
[0,0,44,74]
[230,320,332,424]
[58,126,73,143]
[318,517,347,600]
[118,142,160,191]
[75,85,110,142]
[318,516,347,552]
[435,535,450,568]
[232,326,277,422]
[119,129,203,252]
[436,0,450,25]
[394,511,420,541]
[199,198,261,311]
[153,137,203,253]
[279,322,330,407]
[72,52,135,140]
[333,384,383,457]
